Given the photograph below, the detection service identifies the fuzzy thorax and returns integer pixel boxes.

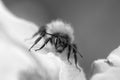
[46,20,74,42]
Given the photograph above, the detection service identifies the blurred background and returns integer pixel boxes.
[3,0,120,78]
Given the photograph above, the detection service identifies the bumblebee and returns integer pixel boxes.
[29,20,83,71]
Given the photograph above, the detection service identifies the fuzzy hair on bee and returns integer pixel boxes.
[29,20,83,71]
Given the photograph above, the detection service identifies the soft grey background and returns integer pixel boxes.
[3,0,120,78]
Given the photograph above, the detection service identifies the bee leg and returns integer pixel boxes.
[50,36,56,45]
[72,44,83,58]
[49,38,53,44]
[67,45,72,64]
[29,36,43,51]
[73,51,81,71]
[72,46,81,71]
[33,25,46,37]
[55,37,60,50]
[30,26,46,39]
[26,26,45,40]
[35,38,50,51]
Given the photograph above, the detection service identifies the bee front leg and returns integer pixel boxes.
[29,36,43,51]
[35,38,50,51]
[67,45,72,64]
[72,45,81,71]
[73,51,81,71]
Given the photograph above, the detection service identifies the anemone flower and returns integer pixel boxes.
[0,0,86,80]
[90,46,120,80]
